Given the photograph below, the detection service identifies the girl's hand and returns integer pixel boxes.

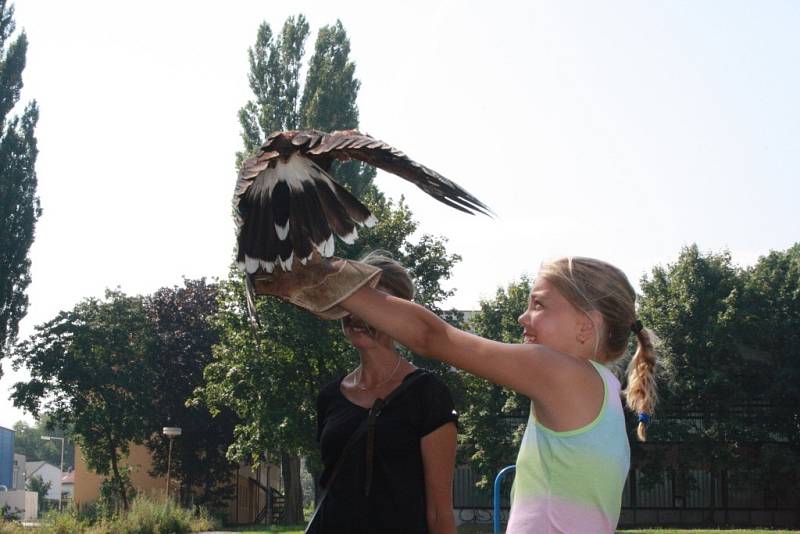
[252,257,382,319]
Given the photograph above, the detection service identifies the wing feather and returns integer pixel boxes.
[305,131,492,216]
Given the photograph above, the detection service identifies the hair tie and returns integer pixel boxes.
[638,412,651,424]
[630,320,643,334]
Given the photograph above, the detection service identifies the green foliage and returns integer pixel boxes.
[226,15,462,521]
[25,496,219,534]
[26,474,52,512]
[142,279,237,509]
[637,243,800,502]
[39,507,87,534]
[0,0,39,368]
[11,290,159,510]
[236,16,374,196]
[298,20,374,198]
[12,416,75,470]
[237,16,310,164]
[197,194,463,464]
[0,504,21,523]
[458,277,531,488]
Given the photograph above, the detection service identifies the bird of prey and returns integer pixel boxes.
[233,129,491,276]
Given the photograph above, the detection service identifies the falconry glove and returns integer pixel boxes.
[251,258,382,320]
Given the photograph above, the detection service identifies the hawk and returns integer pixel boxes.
[233,129,491,275]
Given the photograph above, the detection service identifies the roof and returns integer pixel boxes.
[25,461,60,476]
[61,471,75,485]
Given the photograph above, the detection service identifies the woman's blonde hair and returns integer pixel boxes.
[359,250,415,301]
[538,256,658,441]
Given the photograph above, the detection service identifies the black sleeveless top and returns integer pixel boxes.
[315,369,458,534]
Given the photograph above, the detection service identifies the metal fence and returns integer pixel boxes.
[453,464,800,528]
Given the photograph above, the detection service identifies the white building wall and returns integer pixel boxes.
[0,490,38,521]
[26,462,62,501]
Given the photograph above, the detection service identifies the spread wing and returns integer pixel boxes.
[233,130,491,274]
[298,130,491,216]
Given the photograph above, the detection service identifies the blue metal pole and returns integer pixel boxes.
[493,465,515,534]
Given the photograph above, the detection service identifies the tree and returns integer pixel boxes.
[298,20,375,198]
[11,290,158,511]
[636,245,744,490]
[143,278,238,509]
[199,194,462,520]
[219,16,439,523]
[458,278,531,489]
[12,416,75,471]
[237,16,309,165]
[26,474,51,513]
[636,243,800,510]
[0,0,39,370]
[237,16,375,197]
[737,243,800,502]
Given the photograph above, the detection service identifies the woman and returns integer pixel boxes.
[313,252,458,534]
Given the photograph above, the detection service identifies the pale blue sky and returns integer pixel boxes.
[2,0,798,427]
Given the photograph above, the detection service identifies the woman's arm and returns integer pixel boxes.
[341,286,584,402]
[421,422,458,534]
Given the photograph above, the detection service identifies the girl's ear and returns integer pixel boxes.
[577,310,602,343]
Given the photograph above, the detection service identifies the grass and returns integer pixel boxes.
[229,527,306,533]
[226,526,799,534]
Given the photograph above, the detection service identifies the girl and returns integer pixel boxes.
[314,252,458,534]
[269,255,658,533]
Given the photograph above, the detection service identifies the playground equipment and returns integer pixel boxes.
[493,465,515,534]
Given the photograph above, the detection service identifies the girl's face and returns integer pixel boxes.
[517,277,595,358]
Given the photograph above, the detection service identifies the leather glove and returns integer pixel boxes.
[251,258,382,320]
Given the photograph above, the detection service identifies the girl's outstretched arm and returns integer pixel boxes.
[341,286,582,402]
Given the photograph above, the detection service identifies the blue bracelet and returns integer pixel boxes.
[638,412,651,424]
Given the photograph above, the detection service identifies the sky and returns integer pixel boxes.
[2,0,798,428]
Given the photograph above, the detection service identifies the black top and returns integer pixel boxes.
[315,369,458,534]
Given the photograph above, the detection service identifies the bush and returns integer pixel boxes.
[0,519,27,534]
[39,508,87,534]
[13,495,219,534]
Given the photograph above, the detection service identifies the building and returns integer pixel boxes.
[74,442,283,524]
[61,471,75,500]
[0,426,13,489]
[0,425,37,520]
[26,461,62,501]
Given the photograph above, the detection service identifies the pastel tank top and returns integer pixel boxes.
[506,360,631,533]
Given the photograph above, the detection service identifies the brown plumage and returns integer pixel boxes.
[233,129,491,275]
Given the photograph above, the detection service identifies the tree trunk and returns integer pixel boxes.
[280,452,304,524]
[109,446,129,511]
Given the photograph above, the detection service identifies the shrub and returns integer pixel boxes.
[0,519,27,534]
[39,508,87,534]
[85,495,218,534]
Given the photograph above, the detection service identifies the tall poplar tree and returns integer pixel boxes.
[0,0,39,368]
[204,16,462,524]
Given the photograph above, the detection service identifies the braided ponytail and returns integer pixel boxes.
[624,325,658,441]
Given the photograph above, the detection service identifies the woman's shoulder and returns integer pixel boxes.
[317,374,347,404]
[403,368,454,400]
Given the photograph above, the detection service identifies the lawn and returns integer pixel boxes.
[227,526,799,534]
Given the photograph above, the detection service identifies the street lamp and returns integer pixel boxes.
[41,435,65,511]
[162,427,182,499]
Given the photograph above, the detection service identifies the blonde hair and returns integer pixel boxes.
[359,250,415,301]
[537,256,658,441]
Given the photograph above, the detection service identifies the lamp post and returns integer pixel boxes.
[41,435,65,510]
[162,427,182,500]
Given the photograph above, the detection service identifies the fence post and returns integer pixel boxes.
[494,465,516,534]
